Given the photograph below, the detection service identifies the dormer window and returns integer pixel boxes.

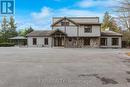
[84,26,92,33]
[61,22,69,26]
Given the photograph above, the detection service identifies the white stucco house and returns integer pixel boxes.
[26,17,122,48]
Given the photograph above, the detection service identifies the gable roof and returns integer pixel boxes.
[52,17,102,26]
[26,30,67,37]
[26,30,52,37]
[50,29,67,36]
[101,30,122,36]
[51,17,79,27]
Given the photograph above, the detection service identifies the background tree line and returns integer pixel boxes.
[0,16,33,43]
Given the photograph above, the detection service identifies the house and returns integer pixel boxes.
[26,17,122,48]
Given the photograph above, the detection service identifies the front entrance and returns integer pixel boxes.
[54,37,63,46]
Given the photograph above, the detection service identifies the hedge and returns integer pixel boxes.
[0,43,15,47]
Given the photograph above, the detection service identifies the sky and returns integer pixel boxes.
[3,0,119,30]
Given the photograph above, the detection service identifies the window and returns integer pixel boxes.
[112,38,119,45]
[101,38,107,46]
[69,38,72,42]
[61,22,69,26]
[44,38,48,45]
[33,38,37,45]
[84,38,90,45]
[84,26,92,33]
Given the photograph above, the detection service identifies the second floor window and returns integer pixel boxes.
[61,22,69,26]
[44,38,48,45]
[84,26,92,33]
[33,38,37,45]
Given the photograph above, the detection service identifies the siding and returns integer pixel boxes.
[53,25,101,37]
[79,25,100,37]
[53,26,78,37]
[27,37,52,47]
[100,37,122,48]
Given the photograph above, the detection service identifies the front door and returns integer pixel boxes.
[54,37,62,46]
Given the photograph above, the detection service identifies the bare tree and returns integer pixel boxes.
[114,0,130,31]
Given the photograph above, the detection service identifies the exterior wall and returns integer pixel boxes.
[53,25,101,37]
[52,17,101,37]
[79,25,100,37]
[65,37,100,48]
[90,38,100,48]
[27,37,52,47]
[65,38,77,48]
[100,36,122,48]
[53,26,65,32]
[54,20,75,26]
[53,26,78,36]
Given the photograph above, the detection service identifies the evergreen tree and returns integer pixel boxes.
[101,12,119,32]
[18,27,34,37]
[1,16,9,42]
[27,26,34,33]
[8,16,18,37]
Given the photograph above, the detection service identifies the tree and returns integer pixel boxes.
[114,0,130,31]
[18,27,34,37]
[0,16,18,43]
[101,12,119,32]
[8,16,18,37]
[1,16,9,42]
[27,26,34,34]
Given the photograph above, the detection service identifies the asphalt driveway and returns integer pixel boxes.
[0,47,130,87]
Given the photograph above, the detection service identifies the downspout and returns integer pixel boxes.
[64,18,67,48]
[77,25,79,48]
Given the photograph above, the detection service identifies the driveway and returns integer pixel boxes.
[0,47,130,87]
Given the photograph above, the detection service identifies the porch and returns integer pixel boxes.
[50,30,67,47]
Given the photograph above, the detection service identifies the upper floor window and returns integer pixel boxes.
[112,38,119,45]
[33,38,37,45]
[84,26,92,33]
[61,22,69,26]
[44,38,48,45]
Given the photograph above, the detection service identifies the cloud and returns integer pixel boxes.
[18,4,111,30]
[31,7,52,21]
[15,0,119,30]
[28,7,104,30]
[77,0,117,8]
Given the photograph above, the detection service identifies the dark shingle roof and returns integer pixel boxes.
[78,23,102,25]
[26,30,52,37]
[101,30,122,36]
[26,29,67,37]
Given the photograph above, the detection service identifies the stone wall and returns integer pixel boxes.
[90,38,100,48]
[65,37,100,48]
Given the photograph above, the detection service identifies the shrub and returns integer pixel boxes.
[0,43,15,47]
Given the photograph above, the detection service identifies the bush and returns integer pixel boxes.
[0,43,15,47]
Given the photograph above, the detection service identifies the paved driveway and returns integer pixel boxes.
[0,47,130,87]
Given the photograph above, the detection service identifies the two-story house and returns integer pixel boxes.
[27,17,122,48]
